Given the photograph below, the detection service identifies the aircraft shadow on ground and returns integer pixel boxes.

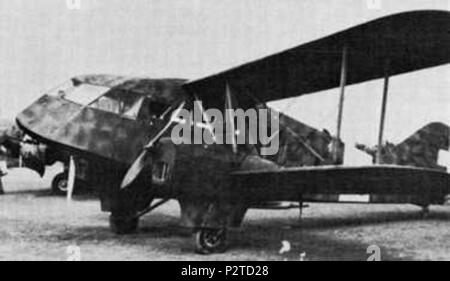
[230,228,408,261]
[226,209,450,260]
[47,208,450,260]
[246,208,450,230]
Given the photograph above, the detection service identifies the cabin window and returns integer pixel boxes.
[138,100,172,120]
[58,84,111,105]
[122,96,145,119]
[89,91,145,119]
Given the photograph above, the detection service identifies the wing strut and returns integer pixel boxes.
[226,83,238,154]
[333,46,348,163]
[376,62,390,164]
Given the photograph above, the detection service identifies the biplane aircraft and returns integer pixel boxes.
[12,10,450,253]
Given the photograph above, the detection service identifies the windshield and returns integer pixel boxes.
[49,80,144,119]
[64,84,111,105]
[48,81,110,105]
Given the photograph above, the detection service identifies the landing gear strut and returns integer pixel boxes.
[420,205,430,219]
[109,213,139,234]
[109,198,166,235]
[194,228,228,254]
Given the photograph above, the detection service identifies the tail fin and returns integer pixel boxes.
[395,122,449,171]
[356,122,449,171]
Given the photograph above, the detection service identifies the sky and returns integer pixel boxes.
[0,0,448,165]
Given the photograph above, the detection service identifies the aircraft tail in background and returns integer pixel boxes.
[356,122,450,172]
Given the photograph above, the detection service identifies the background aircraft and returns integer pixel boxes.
[0,119,75,194]
[0,120,48,179]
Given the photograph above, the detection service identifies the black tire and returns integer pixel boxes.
[420,205,430,219]
[51,172,69,195]
[194,228,228,254]
[109,214,139,235]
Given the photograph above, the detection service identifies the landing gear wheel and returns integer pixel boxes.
[51,172,69,195]
[420,205,430,219]
[195,228,228,254]
[109,214,139,234]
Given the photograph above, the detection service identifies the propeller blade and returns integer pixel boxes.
[120,150,151,189]
[144,101,186,149]
[120,101,186,189]
[67,156,76,203]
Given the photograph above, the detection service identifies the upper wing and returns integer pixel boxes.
[230,165,450,202]
[184,10,450,108]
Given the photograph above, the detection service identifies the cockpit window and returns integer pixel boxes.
[138,100,171,120]
[56,83,111,106]
[89,90,145,119]
[50,81,146,120]
[123,96,145,119]
[149,101,168,117]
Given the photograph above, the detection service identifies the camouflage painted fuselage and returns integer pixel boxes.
[15,75,345,227]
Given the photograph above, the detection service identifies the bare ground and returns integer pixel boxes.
[0,167,449,261]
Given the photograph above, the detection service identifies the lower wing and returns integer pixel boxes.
[230,165,449,204]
